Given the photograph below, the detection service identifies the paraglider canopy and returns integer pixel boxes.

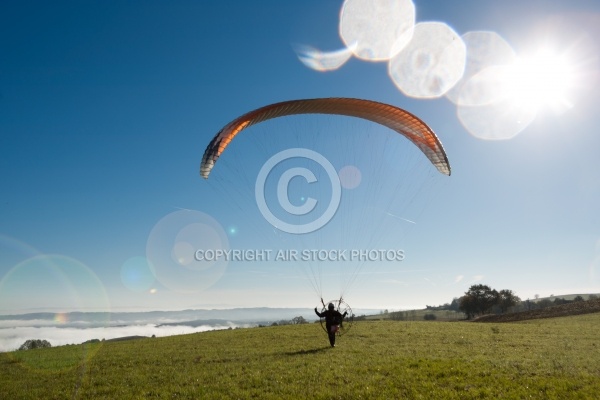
[200,98,450,179]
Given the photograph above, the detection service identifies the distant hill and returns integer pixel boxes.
[156,319,234,328]
[0,307,381,328]
[533,293,600,302]
[105,336,148,342]
[0,308,316,326]
[473,298,600,323]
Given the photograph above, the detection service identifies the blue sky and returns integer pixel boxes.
[1,0,599,313]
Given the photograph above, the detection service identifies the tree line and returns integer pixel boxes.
[457,284,520,319]
[422,284,520,319]
[427,284,598,319]
[259,315,309,327]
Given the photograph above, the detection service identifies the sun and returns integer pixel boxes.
[503,47,576,113]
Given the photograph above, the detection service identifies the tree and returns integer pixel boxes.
[554,297,570,305]
[538,299,553,309]
[292,316,307,325]
[460,284,498,316]
[449,298,460,312]
[18,339,51,350]
[458,295,477,319]
[498,289,521,313]
[389,311,407,321]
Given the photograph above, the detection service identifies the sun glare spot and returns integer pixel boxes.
[505,48,576,113]
[458,42,584,140]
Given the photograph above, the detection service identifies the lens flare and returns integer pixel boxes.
[294,44,355,71]
[54,312,69,324]
[146,210,229,293]
[0,234,40,270]
[0,254,110,314]
[340,0,415,61]
[120,256,155,293]
[338,165,362,189]
[388,22,466,98]
[0,255,109,372]
[446,31,517,106]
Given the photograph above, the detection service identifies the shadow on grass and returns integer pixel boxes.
[283,347,330,356]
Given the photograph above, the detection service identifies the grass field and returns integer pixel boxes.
[2,314,599,399]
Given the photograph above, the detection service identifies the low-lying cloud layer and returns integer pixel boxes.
[0,323,243,352]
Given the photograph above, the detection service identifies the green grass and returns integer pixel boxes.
[2,314,599,399]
